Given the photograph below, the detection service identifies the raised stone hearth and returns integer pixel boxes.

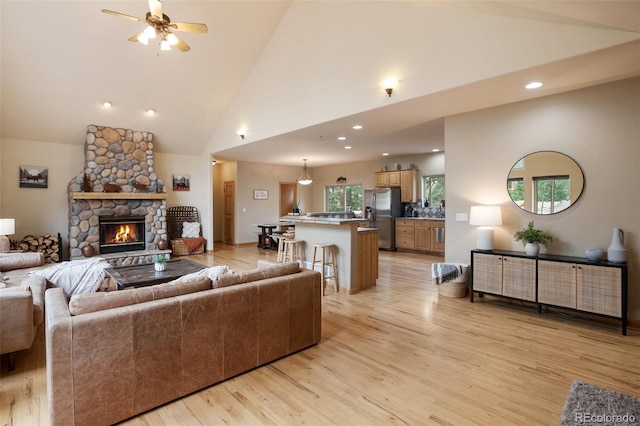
[68,125,168,261]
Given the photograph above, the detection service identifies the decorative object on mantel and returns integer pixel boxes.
[607,228,627,263]
[514,221,553,256]
[585,248,603,261]
[104,183,122,193]
[81,173,92,192]
[154,254,167,272]
[133,183,149,192]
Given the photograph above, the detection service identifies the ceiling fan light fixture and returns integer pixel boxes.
[137,33,149,45]
[297,159,313,185]
[143,25,157,39]
[160,40,171,51]
[167,33,179,46]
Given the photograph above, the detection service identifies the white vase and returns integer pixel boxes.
[525,242,540,256]
[154,263,165,272]
[585,248,602,261]
[607,228,627,263]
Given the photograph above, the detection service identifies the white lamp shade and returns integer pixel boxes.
[469,206,501,251]
[469,206,502,226]
[0,218,15,235]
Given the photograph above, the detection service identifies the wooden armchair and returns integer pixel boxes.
[166,206,206,255]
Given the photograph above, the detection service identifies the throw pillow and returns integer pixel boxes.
[182,222,200,238]
[0,281,5,289]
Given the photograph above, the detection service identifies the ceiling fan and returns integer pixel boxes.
[102,0,208,52]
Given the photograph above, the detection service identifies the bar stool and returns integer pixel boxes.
[277,232,295,262]
[283,239,304,264]
[312,243,338,295]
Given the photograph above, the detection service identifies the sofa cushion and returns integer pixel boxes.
[68,276,213,316]
[69,287,154,316]
[151,276,212,300]
[238,261,300,284]
[0,252,44,271]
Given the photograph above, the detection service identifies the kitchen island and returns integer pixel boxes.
[282,216,378,294]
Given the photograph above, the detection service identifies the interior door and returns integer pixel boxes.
[279,182,297,216]
[223,180,235,245]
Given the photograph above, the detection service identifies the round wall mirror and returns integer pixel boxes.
[507,151,584,215]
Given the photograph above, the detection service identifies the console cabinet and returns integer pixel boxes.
[471,250,628,334]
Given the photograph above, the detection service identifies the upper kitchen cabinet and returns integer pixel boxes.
[375,171,401,187]
[400,169,419,203]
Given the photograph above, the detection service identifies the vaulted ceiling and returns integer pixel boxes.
[2,1,639,167]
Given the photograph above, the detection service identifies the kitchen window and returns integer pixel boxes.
[423,175,444,207]
[326,184,363,212]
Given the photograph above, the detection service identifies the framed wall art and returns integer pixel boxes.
[19,165,48,188]
[172,174,190,191]
[253,189,268,200]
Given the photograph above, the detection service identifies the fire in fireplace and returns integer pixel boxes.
[99,216,146,254]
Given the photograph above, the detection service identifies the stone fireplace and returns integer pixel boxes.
[67,125,168,265]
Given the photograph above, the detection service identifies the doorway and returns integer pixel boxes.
[223,180,235,245]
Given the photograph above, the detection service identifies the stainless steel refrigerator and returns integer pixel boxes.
[373,187,403,250]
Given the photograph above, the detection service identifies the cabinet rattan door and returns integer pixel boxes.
[472,252,502,295]
[538,260,576,308]
[577,265,622,317]
[502,256,536,301]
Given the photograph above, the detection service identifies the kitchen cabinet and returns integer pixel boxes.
[396,219,445,254]
[375,171,401,187]
[400,169,420,203]
[471,250,628,334]
[395,219,415,249]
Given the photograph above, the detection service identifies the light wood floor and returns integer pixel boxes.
[2,245,639,425]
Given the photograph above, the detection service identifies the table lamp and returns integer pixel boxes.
[469,206,502,251]
[0,218,16,253]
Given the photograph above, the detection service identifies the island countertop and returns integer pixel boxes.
[280,215,369,225]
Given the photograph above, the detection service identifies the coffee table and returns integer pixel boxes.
[107,259,206,290]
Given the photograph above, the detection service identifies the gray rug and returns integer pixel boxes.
[560,380,640,425]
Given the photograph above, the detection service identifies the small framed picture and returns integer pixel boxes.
[253,189,268,200]
[19,165,48,188]
[172,174,190,191]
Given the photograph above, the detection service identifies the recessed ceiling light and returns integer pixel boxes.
[352,125,363,130]
[102,101,112,108]
[338,136,346,141]
[344,146,352,150]
[146,108,156,115]
[382,152,389,156]
[432,148,440,152]
[525,81,543,90]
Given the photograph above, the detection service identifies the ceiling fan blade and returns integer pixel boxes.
[128,30,146,43]
[102,9,145,23]
[148,0,163,19]
[172,33,191,52]
[170,22,209,33]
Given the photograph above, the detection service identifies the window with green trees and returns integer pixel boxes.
[326,185,363,212]
[423,175,445,206]
[534,176,570,214]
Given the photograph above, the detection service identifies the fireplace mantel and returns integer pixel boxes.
[71,192,167,200]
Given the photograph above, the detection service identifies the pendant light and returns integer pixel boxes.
[297,159,313,185]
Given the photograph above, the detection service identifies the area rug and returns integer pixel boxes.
[560,380,640,425]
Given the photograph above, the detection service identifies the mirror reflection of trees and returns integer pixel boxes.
[507,151,583,215]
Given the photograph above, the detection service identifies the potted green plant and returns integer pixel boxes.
[514,221,553,256]
[292,200,301,214]
[153,254,167,272]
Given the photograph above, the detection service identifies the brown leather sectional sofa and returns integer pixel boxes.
[45,261,322,426]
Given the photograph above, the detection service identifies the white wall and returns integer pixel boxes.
[445,77,640,319]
